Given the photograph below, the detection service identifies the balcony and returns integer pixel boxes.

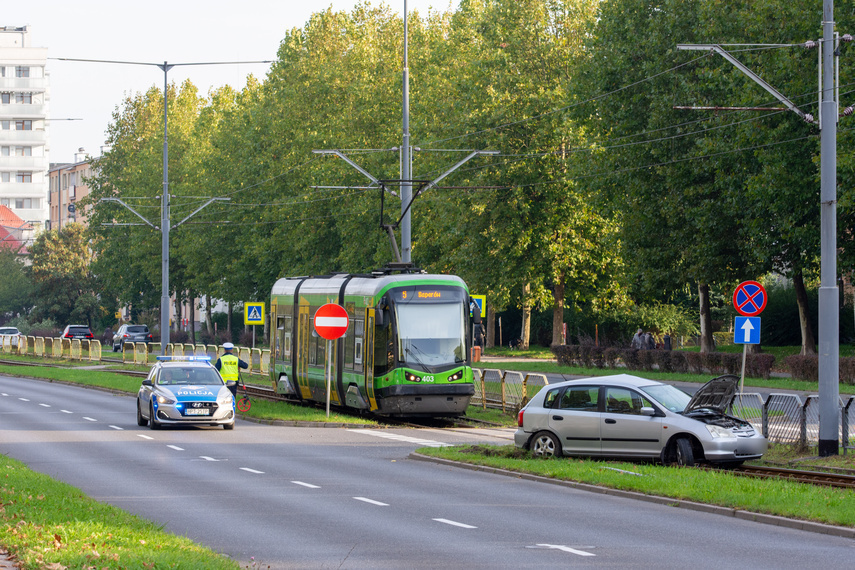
[0,156,48,170]
[0,77,47,92]
[0,130,46,144]
[0,104,47,119]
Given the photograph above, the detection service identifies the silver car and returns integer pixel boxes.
[514,374,767,467]
[136,357,236,430]
[0,327,20,348]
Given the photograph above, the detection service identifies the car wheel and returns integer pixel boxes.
[149,402,160,430]
[136,400,148,427]
[223,422,235,430]
[531,431,561,457]
[113,343,119,352]
[675,437,695,467]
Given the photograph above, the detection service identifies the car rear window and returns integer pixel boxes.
[127,326,148,333]
[0,328,16,334]
[69,326,91,334]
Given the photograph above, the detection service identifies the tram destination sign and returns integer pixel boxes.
[314,303,349,340]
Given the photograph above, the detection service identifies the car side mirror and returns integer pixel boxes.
[142,379,152,387]
[640,406,656,416]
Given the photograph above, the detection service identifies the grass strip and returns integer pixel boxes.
[0,455,238,569]
[418,445,855,527]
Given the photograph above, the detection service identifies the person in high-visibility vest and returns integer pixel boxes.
[215,342,248,397]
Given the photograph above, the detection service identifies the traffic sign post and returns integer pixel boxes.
[314,304,349,417]
[244,303,265,348]
[732,282,767,393]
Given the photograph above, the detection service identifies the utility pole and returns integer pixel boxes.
[54,56,270,353]
[679,1,841,455]
[313,2,497,263]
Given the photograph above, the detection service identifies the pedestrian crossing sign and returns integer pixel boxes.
[244,302,265,326]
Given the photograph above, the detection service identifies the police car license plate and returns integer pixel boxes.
[185,408,210,416]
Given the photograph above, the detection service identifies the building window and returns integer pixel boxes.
[15,67,29,78]
[1,121,9,130]
[14,146,31,156]
[1,93,9,104]
[1,147,8,156]
[16,172,32,183]
[15,93,32,104]
[0,198,8,206]
[14,198,35,209]
[15,120,32,131]
[0,173,9,183]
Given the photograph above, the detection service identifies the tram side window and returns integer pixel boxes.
[345,321,355,369]
[309,329,318,365]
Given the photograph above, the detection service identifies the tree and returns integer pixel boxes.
[29,223,101,327]
[0,248,33,318]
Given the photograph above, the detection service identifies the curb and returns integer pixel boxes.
[408,452,855,540]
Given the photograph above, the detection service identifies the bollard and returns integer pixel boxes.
[471,345,481,362]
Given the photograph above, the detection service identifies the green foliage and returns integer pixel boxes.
[631,302,700,338]
[0,248,33,318]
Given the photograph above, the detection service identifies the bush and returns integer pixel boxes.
[784,355,817,381]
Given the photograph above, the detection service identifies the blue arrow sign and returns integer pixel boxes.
[734,316,761,345]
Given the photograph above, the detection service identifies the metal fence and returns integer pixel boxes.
[472,368,549,412]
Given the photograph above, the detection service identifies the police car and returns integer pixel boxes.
[136,356,236,430]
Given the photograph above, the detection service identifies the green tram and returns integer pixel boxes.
[269,270,476,416]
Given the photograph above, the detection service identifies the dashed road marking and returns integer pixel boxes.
[354,497,388,506]
[61,410,72,414]
[292,481,320,489]
[39,403,51,408]
[433,518,476,529]
[347,429,452,447]
[532,544,596,557]
[109,425,123,430]
[18,398,29,402]
[240,467,264,474]
[167,445,184,451]
[200,456,219,462]
[137,434,154,440]
[82,417,97,422]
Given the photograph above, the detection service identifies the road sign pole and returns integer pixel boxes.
[326,339,332,418]
[740,345,748,394]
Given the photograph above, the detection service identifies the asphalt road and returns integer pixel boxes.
[1,375,854,569]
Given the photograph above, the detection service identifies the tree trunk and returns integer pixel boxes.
[189,293,196,344]
[520,282,531,350]
[486,304,495,348]
[794,271,817,355]
[552,273,565,346]
[698,282,715,353]
[173,296,182,332]
[205,295,213,335]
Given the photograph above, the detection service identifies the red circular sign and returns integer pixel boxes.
[314,303,349,340]
[733,281,767,317]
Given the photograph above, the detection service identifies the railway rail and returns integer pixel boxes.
[732,465,855,490]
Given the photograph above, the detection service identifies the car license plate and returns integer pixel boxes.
[185,408,210,416]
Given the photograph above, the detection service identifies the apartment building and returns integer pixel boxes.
[0,26,49,235]
[49,148,93,229]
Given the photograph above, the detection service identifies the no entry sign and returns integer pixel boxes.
[314,303,349,340]
[733,281,767,317]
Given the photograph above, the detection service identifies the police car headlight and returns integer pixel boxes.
[218,393,234,406]
[156,394,175,405]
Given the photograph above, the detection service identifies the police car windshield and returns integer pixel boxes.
[158,367,223,386]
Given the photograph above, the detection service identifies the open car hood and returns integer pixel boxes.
[684,374,739,414]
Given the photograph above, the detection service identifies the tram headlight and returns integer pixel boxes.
[406,373,422,382]
[448,371,463,381]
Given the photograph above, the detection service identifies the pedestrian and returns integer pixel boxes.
[475,322,486,349]
[645,332,656,350]
[631,328,644,350]
[215,342,249,397]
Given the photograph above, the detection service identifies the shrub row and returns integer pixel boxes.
[784,355,855,385]
[552,345,776,379]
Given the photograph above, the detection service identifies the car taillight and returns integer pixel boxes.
[86,333,93,339]
[123,334,129,338]
[64,333,72,338]
[517,409,525,427]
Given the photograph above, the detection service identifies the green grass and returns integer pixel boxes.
[0,455,239,569]
[418,445,855,527]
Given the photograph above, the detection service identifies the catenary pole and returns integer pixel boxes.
[401,0,412,263]
[160,62,173,352]
[818,0,839,456]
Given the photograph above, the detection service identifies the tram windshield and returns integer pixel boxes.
[395,301,466,368]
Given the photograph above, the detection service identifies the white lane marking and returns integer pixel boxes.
[200,456,219,462]
[167,445,184,451]
[291,481,320,489]
[39,403,51,408]
[347,428,452,447]
[109,425,123,430]
[137,434,154,440]
[18,398,29,402]
[61,410,73,414]
[240,468,264,474]
[535,544,596,557]
[1,393,7,396]
[82,417,97,422]
[354,497,388,506]
[433,518,476,529]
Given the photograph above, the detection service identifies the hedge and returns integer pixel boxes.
[551,345,776,379]
[783,355,855,384]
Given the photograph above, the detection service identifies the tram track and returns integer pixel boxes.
[730,465,855,490]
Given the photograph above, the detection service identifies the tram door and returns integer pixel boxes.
[296,305,311,399]
[364,309,377,410]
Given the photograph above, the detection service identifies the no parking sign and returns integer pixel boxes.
[732,281,767,317]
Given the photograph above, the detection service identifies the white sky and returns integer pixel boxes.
[4,0,458,163]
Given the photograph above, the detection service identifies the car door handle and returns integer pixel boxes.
[604,418,617,424]
[552,415,563,421]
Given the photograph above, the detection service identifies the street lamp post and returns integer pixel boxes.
[55,57,270,352]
